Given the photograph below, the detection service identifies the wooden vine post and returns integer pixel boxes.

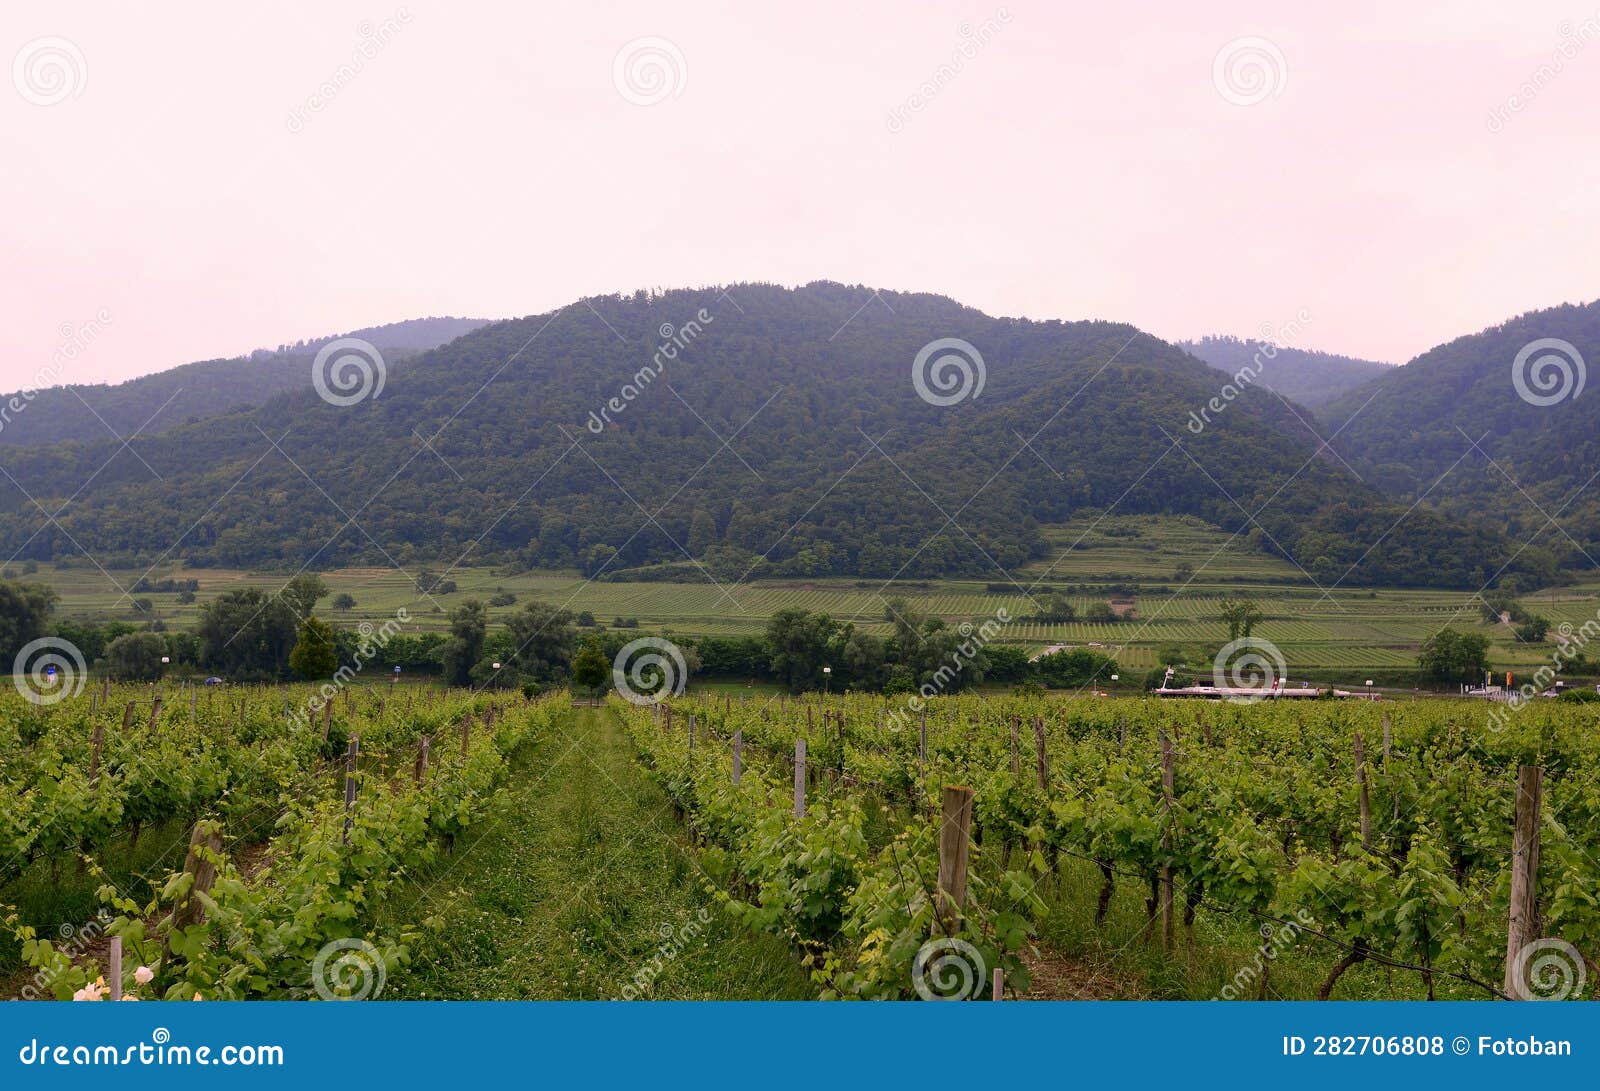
[1158,730,1176,949]
[414,735,430,785]
[1354,732,1372,852]
[460,712,471,758]
[793,739,806,818]
[164,820,223,962]
[1009,715,1021,776]
[146,697,163,735]
[732,729,743,786]
[121,701,135,733]
[1503,764,1543,998]
[108,936,123,1001]
[341,737,360,845]
[688,713,696,767]
[936,785,974,936]
[87,721,106,785]
[918,708,928,765]
[1033,717,1049,791]
[321,700,334,740]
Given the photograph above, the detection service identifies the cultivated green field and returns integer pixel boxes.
[21,514,1597,682]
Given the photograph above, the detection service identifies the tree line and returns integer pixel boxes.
[14,573,1582,696]
[2,577,1123,696]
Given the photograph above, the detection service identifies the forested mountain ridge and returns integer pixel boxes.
[0,283,1552,589]
[1321,299,1600,570]
[1180,336,1393,409]
[0,316,491,447]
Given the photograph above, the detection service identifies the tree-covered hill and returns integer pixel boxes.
[0,316,491,447]
[0,284,1550,589]
[1321,299,1600,572]
[1179,336,1392,410]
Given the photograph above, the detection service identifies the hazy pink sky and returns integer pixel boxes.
[4,1,1598,389]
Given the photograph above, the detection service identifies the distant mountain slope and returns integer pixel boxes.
[1180,336,1393,409]
[1321,299,1600,570]
[0,316,492,447]
[0,284,1546,589]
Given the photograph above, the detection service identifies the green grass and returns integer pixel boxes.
[378,706,815,1000]
[25,513,1599,682]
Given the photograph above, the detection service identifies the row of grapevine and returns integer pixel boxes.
[0,683,499,882]
[630,690,1599,999]
[613,697,1041,999]
[5,686,564,1000]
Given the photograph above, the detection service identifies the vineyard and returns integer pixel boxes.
[615,691,1600,1000]
[2,682,562,1000]
[3,682,1597,1001]
[32,512,1600,677]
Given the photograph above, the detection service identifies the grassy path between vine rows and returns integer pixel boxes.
[382,705,815,999]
